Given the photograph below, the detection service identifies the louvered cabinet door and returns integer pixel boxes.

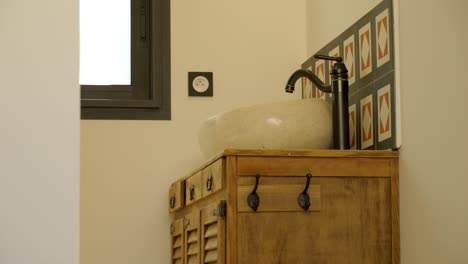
[170,218,184,264]
[184,211,201,264]
[201,202,226,264]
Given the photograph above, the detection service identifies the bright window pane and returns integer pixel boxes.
[80,0,131,85]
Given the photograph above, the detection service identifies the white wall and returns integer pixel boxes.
[398,0,468,263]
[0,1,80,264]
[307,0,468,263]
[80,1,305,263]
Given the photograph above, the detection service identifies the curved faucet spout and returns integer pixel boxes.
[285,69,331,94]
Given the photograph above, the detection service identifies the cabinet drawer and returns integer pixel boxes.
[237,176,321,212]
[186,171,202,206]
[169,180,184,213]
[202,159,224,198]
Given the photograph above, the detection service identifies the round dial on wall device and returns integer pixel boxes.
[192,76,210,93]
[188,72,213,97]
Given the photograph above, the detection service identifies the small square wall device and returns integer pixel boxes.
[188,72,213,97]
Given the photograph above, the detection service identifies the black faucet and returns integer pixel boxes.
[285,55,350,150]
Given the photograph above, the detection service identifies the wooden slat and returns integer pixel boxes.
[237,156,393,177]
[204,223,217,238]
[204,250,218,263]
[226,156,237,264]
[173,247,182,259]
[204,237,218,250]
[173,236,182,248]
[224,148,398,158]
[173,259,182,264]
[188,255,200,264]
[187,242,199,255]
[187,231,198,243]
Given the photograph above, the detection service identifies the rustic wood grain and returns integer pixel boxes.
[237,178,392,264]
[225,156,237,264]
[237,156,393,177]
[392,158,400,264]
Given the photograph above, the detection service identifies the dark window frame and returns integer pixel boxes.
[81,0,171,120]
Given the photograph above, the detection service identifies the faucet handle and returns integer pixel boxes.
[314,54,342,63]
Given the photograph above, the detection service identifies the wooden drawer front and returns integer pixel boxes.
[237,176,321,212]
[201,202,225,264]
[237,157,392,177]
[202,159,224,198]
[184,211,201,264]
[186,171,202,206]
[169,180,184,213]
[170,218,184,264]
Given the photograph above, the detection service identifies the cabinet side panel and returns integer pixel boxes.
[226,156,237,264]
[392,158,400,264]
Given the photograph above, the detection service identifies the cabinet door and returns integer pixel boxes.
[237,176,392,264]
[201,202,226,264]
[184,210,201,264]
[170,218,184,264]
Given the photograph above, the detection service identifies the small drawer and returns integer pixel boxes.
[185,171,202,206]
[202,159,224,198]
[237,176,321,212]
[169,180,184,213]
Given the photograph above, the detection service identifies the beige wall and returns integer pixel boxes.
[81,1,305,263]
[0,0,80,263]
[307,0,468,263]
[306,0,382,56]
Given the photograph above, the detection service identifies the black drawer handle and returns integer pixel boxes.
[169,194,176,209]
[189,185,195,201]
[247,174,261,211]
[298,173,312,211]
[206,175,213,192]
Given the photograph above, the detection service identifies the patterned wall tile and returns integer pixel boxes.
[376,9,391,68]
[315,60,326,100]
[302,66,314,99]
[343,35,356,86]
[378,84,392,142]
[349,104,357,149]
[360,94,374,149]
[301,0,397,150]
[359,22,372,78]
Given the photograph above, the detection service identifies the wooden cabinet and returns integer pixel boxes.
[168,149,399,264]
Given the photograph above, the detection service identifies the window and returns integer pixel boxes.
[80,0,170,120]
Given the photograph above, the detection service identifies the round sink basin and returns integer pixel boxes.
[198,99,333,158]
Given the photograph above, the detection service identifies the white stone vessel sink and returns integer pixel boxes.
[198,99,333,158]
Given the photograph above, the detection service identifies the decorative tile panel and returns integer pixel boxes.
[315,60,326,100]
[359,23,372,78]
[302,0,398,150]
[360,94,374,149]
[343,35,356,86]
[378,84,392,142]
[302,78,313,99]
[376,9,390,67]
